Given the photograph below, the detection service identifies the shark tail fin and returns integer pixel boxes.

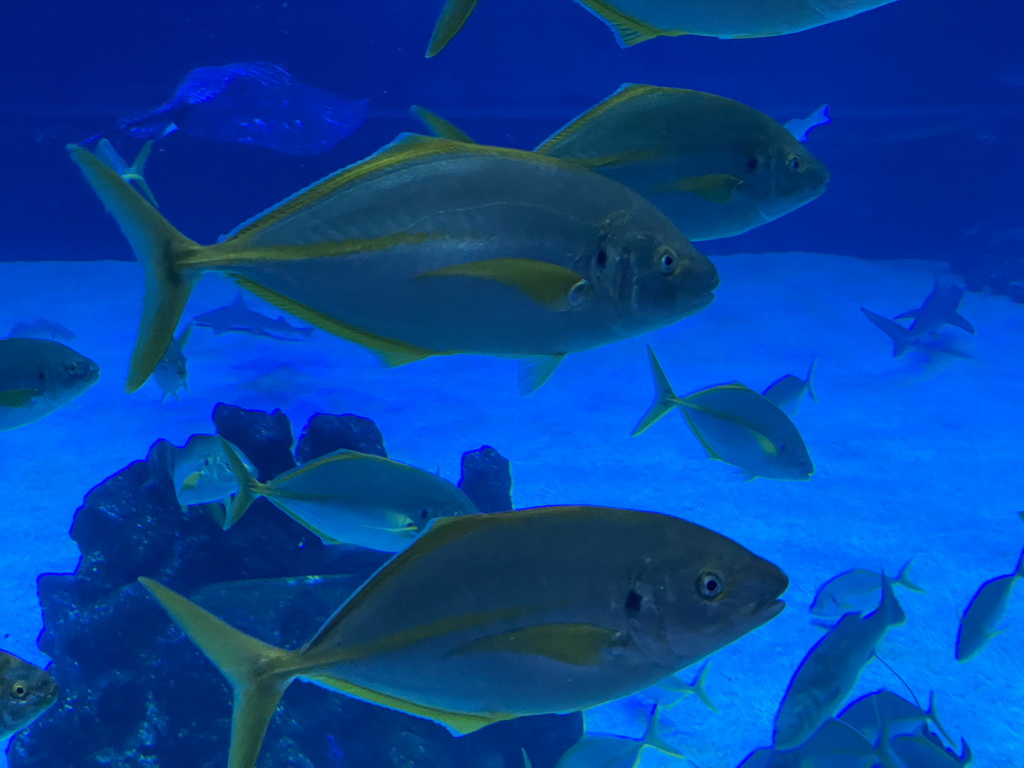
[949,311,976,334]
[894,559,924,593]
[426,0,480,57]
[139,577,298,768]
[642,703,686,759]
[632,345,679,436]
[861,308,912,357]
[68,143,199,392]
[219,437,268,530]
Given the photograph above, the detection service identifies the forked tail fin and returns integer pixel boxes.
[139,577,299,768]
[219,437,268,529]
[632,345,679,436]
[67,143,200,392]
[861,308,913,358]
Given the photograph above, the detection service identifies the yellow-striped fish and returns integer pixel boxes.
[141,505,787,768]
[68,134,718,395]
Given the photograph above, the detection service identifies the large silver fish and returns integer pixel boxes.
[0,650,59,738]
[68,134,718,395]
[141,504,787,768]
[0,338,99,430]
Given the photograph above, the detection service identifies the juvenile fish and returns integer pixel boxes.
[633,346,813,480]
[222,442,481,552]
[140,504,787,768]
[152,323,192,402]
[554,703,684,768]
[956,542,1024,661]
[773,575,905,750]
[810,560,922,619]
[0,650,59,738]
[68,134,717,395]
[0,338,99,430]
[94,138,159,207]
[414,86,830,242]
[762,359,817,416]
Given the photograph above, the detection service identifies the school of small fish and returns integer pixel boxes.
[0,1,1018,765]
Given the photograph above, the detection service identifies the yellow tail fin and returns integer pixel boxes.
[67,144,199,393]
[426,0,480,57]
[139,577,298,768]
[219,437,267,530]
[631,345,680,436]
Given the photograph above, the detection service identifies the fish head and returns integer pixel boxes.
[770,441,815,480]
[648,521,788,666]
[753,138,829,222]
[591,209,718,334]
[39,343,99,401]
[0,656,59,736]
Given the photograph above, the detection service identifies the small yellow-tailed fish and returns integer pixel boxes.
[633,346,813,480]
[140,504,788,768]
[67,134,718,396]
[221,440,481,552]
[424,0,901,56]
[413,86,830,241]
[773,575,905,750]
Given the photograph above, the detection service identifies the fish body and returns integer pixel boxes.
[573,0,902,46]
[94,138,159,206]
[956,544,1024,661]
[555,703,683,768]
[783,105,831,143]
[773,576,905,750]
[0,651,59,738]
[762,359,817,416]
[810,560,922,619]
[633,346,813,480]
[534,85,829,241]
[0,338,99,430]
[68,134,718,394]
[6,320,76,341]
[152,323,192,401]
[140,505,787,768]
[223,444,481,551]
[193,295,314,340]
[895,279,976,338]
[838,690,951,744]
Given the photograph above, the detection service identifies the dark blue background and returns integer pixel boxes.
[0,0,1018,263]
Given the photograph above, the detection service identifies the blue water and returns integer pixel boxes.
[2,1,1022,766]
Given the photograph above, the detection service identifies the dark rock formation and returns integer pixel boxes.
[295,412,388,463]
[11,407,568,768]
[458,446,513,514]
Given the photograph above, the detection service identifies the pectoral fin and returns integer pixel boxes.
[518,355,564,396]
[416,258,587,311]
[665,174,743,204]
[0,389,36,408]
[444,623,621,666]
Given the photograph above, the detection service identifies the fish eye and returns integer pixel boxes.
[746,157,759,173]
[657,247,677,275]
[11,681,27,699]
[789,155,801,171]
[697,570,725,600]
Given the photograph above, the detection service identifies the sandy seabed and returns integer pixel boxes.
[1,251,1020,767]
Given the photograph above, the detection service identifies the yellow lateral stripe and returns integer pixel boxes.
[180,232,440,269]
[306,674,512,735]
[225,134,593,242]
[229,276,441,367]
